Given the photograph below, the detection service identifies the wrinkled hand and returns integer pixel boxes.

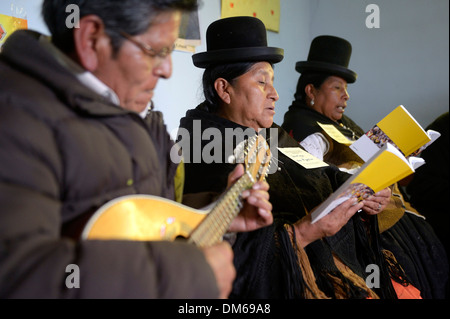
[226,164,273,233]
[202,242,235,299]
[362,187,392,215]
[294,198,364,248]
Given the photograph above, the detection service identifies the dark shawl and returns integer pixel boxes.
[405,112,449,298]
[177,103,398,298]
[282,101,365,142]
[282,102,365,167]
[282,101,449,298]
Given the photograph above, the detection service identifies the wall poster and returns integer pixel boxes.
[175,10,201,53]
[0,0,27,51]
[221,0,280,32]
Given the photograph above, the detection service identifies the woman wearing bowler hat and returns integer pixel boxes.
[282,35,364,167]
[175,17,410,299]
[282,35,448,299]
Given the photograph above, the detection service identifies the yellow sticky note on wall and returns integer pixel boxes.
[221,0,280,32]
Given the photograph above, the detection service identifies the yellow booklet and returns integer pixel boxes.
[311,142,415,223]
[349,105,440,168]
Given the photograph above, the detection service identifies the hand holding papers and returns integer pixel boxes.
[311,143,415,223]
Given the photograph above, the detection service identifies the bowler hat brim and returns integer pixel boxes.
[296,61,357,83]
[193,46,284,68]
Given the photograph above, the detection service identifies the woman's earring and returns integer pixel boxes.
[310,100,315,106]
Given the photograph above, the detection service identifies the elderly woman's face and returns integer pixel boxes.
[221,62,279,131]
[310,75,349,122]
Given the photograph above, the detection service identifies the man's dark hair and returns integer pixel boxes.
[42,0,198,54]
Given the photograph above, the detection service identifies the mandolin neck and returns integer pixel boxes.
[187,172,254,247]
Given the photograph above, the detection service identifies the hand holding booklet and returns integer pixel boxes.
[311,142,416,223]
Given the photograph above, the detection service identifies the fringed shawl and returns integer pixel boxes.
[178,103,405,298]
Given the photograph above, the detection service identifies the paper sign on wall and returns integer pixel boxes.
[175,10,201,53]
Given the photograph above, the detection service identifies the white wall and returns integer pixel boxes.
[3,0,448,135]
[159,0,450,134]
[308,0,449,131]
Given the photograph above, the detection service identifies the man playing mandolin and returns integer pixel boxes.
[0,0,272,299]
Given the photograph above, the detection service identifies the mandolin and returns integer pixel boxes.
[81,134,272,247]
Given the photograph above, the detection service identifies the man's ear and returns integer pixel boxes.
[73,15,110,72]
[214,78,231,104]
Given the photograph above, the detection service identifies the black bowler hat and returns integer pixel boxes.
[295,35,357,83]
[192,16,284,68]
